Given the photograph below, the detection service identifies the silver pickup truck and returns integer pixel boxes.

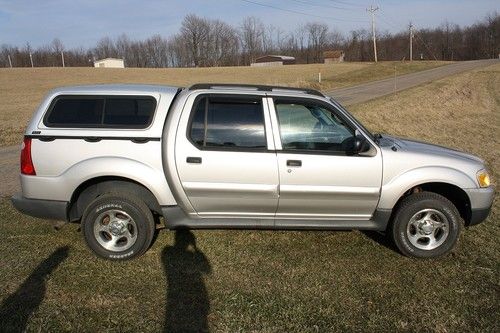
[11,84,494,260]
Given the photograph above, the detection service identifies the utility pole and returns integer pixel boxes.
[367,4,379,63]
[409,22,414,62]
[29,52,34,67]
[61,51,65,67]
[7,54,12,68]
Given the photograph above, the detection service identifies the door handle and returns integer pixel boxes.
[186,157,202,164]
[287,160,302,167]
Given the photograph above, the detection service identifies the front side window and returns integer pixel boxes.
[275,99,355,153]
[189,96,267,150]
[44,95,156,128]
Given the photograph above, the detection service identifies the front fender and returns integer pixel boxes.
[377,166,477,210]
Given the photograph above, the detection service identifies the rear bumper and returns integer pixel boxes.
[11,193,68,221]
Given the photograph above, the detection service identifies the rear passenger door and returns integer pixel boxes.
[175,94,279,218]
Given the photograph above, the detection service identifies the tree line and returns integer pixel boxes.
[1,12,498,68]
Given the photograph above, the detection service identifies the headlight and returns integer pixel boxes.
[477,169,491,188]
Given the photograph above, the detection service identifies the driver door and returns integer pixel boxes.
[269,97,382,220]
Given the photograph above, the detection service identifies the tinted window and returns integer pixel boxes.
[190,98,206,146]
[275,100,354,153]
[190,97,267,149]
[104,98,155,126]
[46,98,104,126]
[45,96,156,128]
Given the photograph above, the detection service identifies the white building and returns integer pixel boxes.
[94,58,125,68]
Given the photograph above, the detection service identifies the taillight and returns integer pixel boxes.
[21,137,36,175]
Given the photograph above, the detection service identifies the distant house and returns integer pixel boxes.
[251,55,296,67]
[94,58,125,68]
[323,51,345,63]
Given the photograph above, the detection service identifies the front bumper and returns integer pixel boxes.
[11,193,68,221]
[465,187,495,226]
[469,207,493,226]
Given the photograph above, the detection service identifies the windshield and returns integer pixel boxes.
[329,97,375,141]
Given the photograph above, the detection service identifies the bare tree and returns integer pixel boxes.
[94,37,116,59]
[240,16,264,64]
[115,34,132,64]
[305,22,329,63]
[51,38,64,54]
[1,12,498,67]
[145,35,169,67]
[205,19,239,66]
[180,14,210,66]
[167,35,188,67]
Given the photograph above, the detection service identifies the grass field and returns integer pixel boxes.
[0,63,498,332]
[0,61,448,146]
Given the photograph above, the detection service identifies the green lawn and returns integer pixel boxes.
[0,199,497,332]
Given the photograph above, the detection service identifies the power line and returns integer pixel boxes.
[327,0,366,9]
[412,26,439,60]
[240,0,366,23]
[378,13,400,30]
[289,0,362,12]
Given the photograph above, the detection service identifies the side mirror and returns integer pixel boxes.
[353,132,370,154]
[342,131,373,156]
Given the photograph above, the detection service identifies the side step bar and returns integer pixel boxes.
[161,206,392,231]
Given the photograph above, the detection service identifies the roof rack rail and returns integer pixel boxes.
[188,83,325,97]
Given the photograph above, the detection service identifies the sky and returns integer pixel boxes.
[0,0,498,49]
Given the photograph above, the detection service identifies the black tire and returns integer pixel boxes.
[391,192,462,258]
[81,193,155,260]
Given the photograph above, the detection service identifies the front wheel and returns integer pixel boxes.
[391,192,462,258]
[81,193,155,260]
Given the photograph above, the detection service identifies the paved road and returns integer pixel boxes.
[1,59,498,198]
[326,59,499,105]
[0,145,20,198]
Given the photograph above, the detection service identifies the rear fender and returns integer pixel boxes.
[21,156,176,206]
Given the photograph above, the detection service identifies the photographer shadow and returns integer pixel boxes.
[0,246,69,333]
[162,230,211,333]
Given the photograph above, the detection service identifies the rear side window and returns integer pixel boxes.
[189,96,267,150]
[104,98,156,126]
[46,98,104,126]
[44,95,156,128]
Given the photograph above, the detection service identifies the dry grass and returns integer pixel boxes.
[349,63,500,183]
[0,63,498,332]
[0,61,447,146]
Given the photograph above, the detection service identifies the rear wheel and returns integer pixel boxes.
[391,192,462,258]
[82,193,155,260]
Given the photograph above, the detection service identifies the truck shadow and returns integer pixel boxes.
[162,230,211,333]
[0,246,69,333]
[360,231,400,254]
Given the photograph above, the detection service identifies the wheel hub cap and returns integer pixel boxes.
[418,220,434,235]
[93,209,138,252]
[406,208,450,250]
[109,220,126,236]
